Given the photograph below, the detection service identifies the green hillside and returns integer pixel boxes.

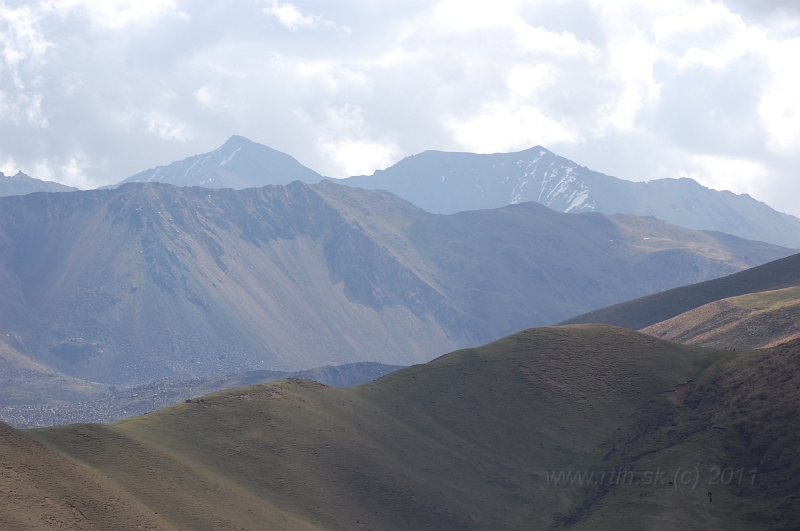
[1,325,796,529]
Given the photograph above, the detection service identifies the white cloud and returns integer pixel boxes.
[678,153,769,198]
[450,103,578,153]
[321,139,399,177]
[0,0,798,217]
[42,0,186,29]
[264,2,347,32]
[307,103,398,176]
[759,37,800,153]
[507,64,555,99]
[193,86,230,112]
[145,112,190,141]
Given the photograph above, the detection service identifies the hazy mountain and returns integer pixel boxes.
[4,325,797,529]
[111,136,800,247]
[0,182,790,387]
[342,147,800,248]
[562,251,800,330]
[0,170,77,197]
[114,135,322,189]
[641,286,800,350]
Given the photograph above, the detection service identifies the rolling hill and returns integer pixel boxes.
[0,181,790,389]
[561,251,800,330]
[0,171,77,197]
[2,325,797,529]
[0,362,405,428]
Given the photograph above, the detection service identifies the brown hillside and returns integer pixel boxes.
[642,286,800,350]
[561,251,800,330]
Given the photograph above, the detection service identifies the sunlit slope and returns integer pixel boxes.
[0,422,174,531]
[24,326,746,531]
[642,286,800,350]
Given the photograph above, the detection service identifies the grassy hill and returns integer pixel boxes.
[1,325,796,529]
[561,252,800,330]
[642,286,800,350]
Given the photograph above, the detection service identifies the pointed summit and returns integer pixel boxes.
[115,136,323,189]
[0,171,78,197]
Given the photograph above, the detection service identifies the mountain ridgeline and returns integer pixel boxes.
[0,170,77,197]
[0,181,791,388]
[342,147,800,248]
[105,136,800,248]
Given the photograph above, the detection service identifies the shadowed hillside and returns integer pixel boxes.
[561,251,800,330]
[1,325,796,529]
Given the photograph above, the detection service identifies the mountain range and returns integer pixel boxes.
[0,181,790,391]
[342,147,800,248]
[0,170,77,197]
[100,136,800,248]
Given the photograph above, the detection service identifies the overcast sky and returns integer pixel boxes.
[1,0,799,216]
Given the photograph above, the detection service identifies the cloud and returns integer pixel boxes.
[264,2,347,32]
[0,0,799,216]
[144,112,190,141]
[305,103,399,176]
[450,103,577,153]
[42,0,186,29]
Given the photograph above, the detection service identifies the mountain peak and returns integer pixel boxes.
[115,136,322,189]
[0,170,78,197]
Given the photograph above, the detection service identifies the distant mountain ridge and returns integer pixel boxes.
[112,136,800,248]
[342,147,800,248]
[0,171,77,197]
[115,135,322,189]
[0,181,789,388]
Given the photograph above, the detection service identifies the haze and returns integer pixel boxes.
[0,0,799,217]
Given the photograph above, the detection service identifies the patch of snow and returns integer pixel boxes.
[510,180,529,204]
[218,147,241,167]
[564,189,590,213]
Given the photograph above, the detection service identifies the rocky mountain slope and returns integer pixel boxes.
[641,286,800,350]
[3,325,798,529]
[562,251,800,330]
[0,171,77,197]
[115,135,322,189]
[343,147,800,248]
[0,182,790,387]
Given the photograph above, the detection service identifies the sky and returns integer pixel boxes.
[0,0,799,216]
